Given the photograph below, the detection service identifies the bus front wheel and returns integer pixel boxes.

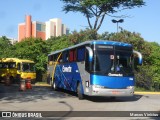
[77,82,84,100]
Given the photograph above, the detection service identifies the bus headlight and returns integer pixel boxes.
[126,86,134,89]
[93,85,105,89]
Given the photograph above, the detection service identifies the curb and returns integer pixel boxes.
[135,91,160,95]
[34,84,51,87]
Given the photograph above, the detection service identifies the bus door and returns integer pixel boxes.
[82,47,93,94]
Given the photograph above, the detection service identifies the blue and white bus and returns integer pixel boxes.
[47,40,142,99]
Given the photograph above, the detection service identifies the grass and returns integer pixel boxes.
[135,86,159,92]
[35,81,50,86]
[35,82,48,84]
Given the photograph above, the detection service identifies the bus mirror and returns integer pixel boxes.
[86,47,93,62]
[133,50,143,65]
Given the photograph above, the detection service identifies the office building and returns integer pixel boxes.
[18,15,69,42]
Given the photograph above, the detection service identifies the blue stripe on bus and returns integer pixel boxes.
[54,63,83,93]
[90,74,135,89]
[57,66,74,91]
[92,41,132,47]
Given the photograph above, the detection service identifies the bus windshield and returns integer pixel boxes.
[22,63,35,72]
[115,51,133,76]
[93,48,133,76]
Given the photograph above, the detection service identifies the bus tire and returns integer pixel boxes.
[10,76,14,83]
[77,82,84,100]
[51,80,57,91]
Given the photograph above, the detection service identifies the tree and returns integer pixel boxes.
[68,29,99,44]
[8,37,50,72]
[7,37,51,81]
[0,36,12,58]
[61,0,145,39]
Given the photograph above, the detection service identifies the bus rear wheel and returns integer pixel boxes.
[77,82,84,100]
[51,80,57,91]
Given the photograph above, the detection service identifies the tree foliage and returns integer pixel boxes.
[6,37,50,72]
[0,36,12,58]
[61,0,145,39]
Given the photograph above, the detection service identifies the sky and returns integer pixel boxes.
[0,0,160,44]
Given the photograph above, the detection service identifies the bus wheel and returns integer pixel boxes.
[51,80,57,91]
[77,83,84,100]
[10,76,14,84]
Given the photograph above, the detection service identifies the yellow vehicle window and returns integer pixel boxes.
[0,62,16,68]
[22,63,35,72]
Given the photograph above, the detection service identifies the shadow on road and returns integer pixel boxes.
[0,83,75,103]
[54,88,143,102]
[0,83,143,103]
[84,95,143,102]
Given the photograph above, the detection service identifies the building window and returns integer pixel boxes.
[36,23,45,32]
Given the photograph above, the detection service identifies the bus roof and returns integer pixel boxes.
[48,40,132,56]
[0,58,34,63]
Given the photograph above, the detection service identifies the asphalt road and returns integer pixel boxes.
[0,84,160,120]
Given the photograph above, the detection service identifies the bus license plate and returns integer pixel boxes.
[112,90,120,94]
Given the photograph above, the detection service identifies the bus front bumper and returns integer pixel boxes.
[87,85,134,97]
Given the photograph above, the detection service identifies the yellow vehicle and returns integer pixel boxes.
[0,58,36,83]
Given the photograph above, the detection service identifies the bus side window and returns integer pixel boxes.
[73,49,77,61]
[9,62,16,68]
[54,54,61,62]
[62,51,69,63]
[2,63,8,68]
[48,55,54,65]
[77,47,85,61]
[60,55,63,63]
[17,63,21,71]
[69,50,74,62]
[0,63,2,68]
[69,49,77,62]
[57,53,62,63]
[53,54,57,62]
[50,55,54,61]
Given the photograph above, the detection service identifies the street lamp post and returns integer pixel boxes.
[112,19,124,33]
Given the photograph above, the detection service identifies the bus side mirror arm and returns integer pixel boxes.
[133,50,143,65]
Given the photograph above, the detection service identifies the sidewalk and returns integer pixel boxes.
[34,83,50,87]
[134,91,160,95]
